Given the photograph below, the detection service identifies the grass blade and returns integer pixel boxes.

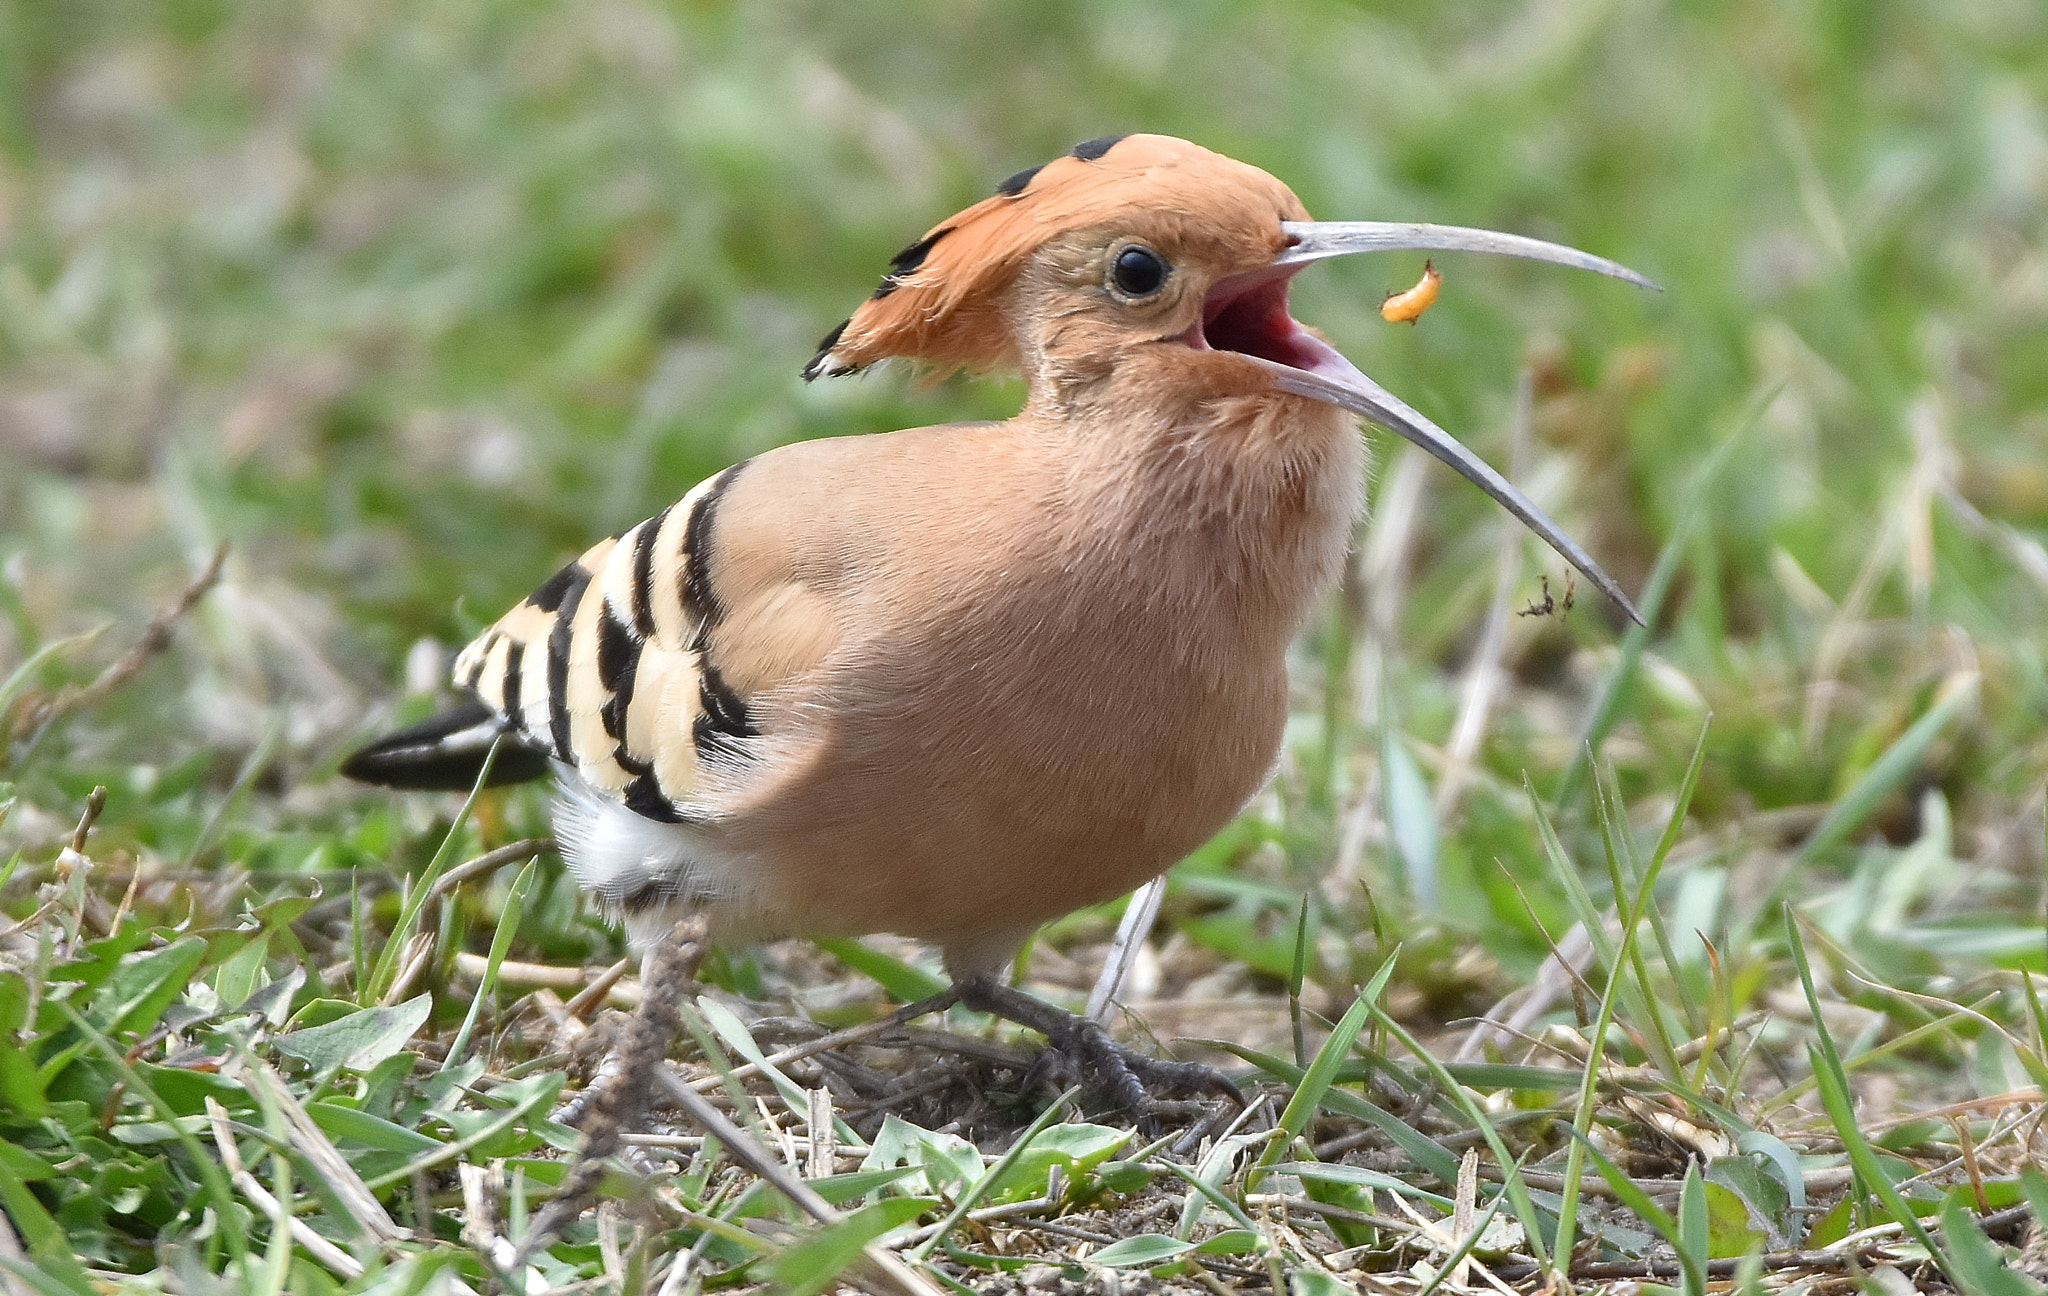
[1556,400,1761,807]
[1249,953,1397,1191]
[1677,1162,1708,1296]
[1365,1002,1552,1268]
[1785,908,1951,1279]
[770,1197,939,1296]
[817,938,951,1003]
[363,739,504,1006]
[908,1087,1079,1263]
[1210,1043,1462,1182]
[1938,1197,2045,1296]
[1794,670,1979,866]
[1552,724,1710,1275]
[441,856,538,1069]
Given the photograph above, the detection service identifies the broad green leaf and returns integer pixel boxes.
[212,933,270,1009]
[1804,1196,1854,1248]
[2022,1166,2048,1231]
[284,997,373,1031]
[1302,1170,1379,1249]
[1698,1180,1767,1258]
[1292,1271,1352,1296]
[96,937,209,1039]
[0,972,30,1037]
[767,1198,937,1296]
[0,1042,49,1119]
[229,966,305,1029]
[1088,1234,1195,1268]
[815,938,949,1002]
[913,1125,985,1195]
[274,995,432,1073]
[1939,1197,2044,1296]
[984,1122,1132,1205]
[1707,1155,1789,1249]
[1195,1229,1260,1255]
[1098,1161,1154,1194]
[862,1114,982,1199]
[909,1087,1079,1262]
[1735,1131,1806,1213]
[306,1101,444,1154]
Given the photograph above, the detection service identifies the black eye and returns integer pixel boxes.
[1111,245,1167,297]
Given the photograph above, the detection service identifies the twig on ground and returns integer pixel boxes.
[427,837,556,900]
[522,917,706,1260]
[11,543,228,742]
[564,957,635,1017]
[684,993,958,1094]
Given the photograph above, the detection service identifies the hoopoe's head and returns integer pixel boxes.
[805,134,1655,622]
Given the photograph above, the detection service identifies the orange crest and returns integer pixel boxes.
[803,134,1306,381]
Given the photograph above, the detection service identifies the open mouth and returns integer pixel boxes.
[1161,221,1657,626]
[1182,257,1644,628]
[1183,270,1349,380]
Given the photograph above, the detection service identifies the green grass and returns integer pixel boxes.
[3,0,2048,1290]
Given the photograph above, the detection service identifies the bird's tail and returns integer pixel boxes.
[340,699,553,791]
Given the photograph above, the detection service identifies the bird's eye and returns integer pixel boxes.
[1110,246,1167,298]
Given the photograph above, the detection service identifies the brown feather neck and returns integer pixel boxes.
[1016,363,1365,668]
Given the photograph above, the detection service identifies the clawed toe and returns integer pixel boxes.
[952,975,1245,1124]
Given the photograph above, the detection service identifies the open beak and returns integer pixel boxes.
[1196,221,1657,626]
[1274,220,1660,289]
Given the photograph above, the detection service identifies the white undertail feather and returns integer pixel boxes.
[552,768,712,903]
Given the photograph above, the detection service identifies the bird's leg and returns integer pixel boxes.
[951,975,1244,1118]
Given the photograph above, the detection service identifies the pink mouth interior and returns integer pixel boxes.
[1185,271,1350,380]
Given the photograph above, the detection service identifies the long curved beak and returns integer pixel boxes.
[1277,220,1661,291]
[1243,350,1643,624]
[1252,220,1656,626]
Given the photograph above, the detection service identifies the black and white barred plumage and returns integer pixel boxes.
[343,464,758,913]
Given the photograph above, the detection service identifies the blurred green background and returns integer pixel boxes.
[2,0,2045,985]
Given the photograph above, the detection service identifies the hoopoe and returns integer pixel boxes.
[344,134,1650,1107]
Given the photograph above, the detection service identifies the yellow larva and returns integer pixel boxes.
[1381,259,1441,324]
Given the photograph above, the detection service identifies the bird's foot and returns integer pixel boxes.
[952,976,1243,1127]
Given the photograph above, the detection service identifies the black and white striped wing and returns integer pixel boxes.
[453,465,757,824]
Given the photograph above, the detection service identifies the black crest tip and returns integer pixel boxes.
[1070,135,1127,162]
[803,319,851,381]
[995,163,1044,197]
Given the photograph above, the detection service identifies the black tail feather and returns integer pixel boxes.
[341,699,552,792]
